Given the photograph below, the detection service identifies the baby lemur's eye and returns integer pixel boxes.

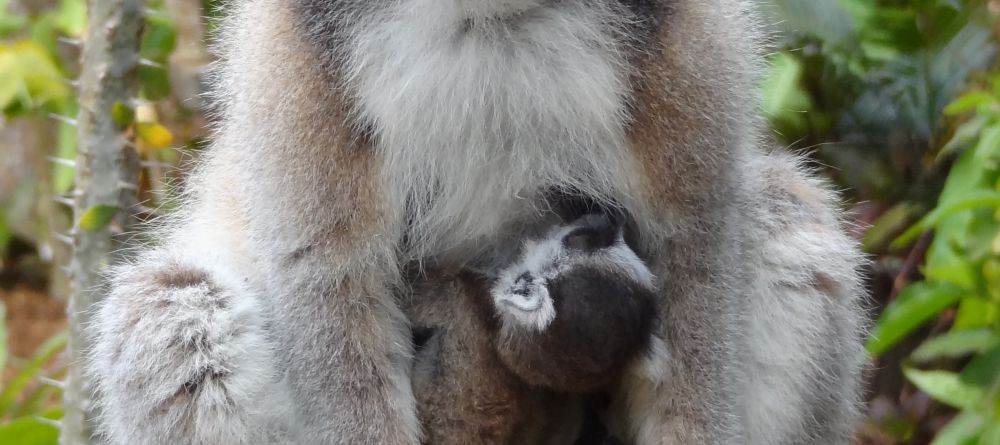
[562,213,618,252]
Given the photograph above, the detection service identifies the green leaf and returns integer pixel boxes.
[0,0,26,37]
[959,346,1000,388]
[868,282,964,357]
[0,409,61,445]
[0,331,66,416]
[911,329,1000,362]
[0,208,11,257]
[0,302,6,374]
[904,368,985,410]
[931,411,983,445]
[52,109,77,195]
[51,0,86,37]
[923,241,978,290]
[953,296,999,330]
[0,41,71,113]
[762,52,812,138]
[12,369,63,418]
[939,114,988,160]
[78,205,119,232]
[894,190,1000,249]
[141,16,177,63]
[862,202,924,252]
[139,64,172,101]
[944,91,995,116]
[111,101,135,129]
[972,122,1000,164]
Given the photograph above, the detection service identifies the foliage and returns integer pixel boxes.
[1,0,185,441]
[0,302,65,444]
[763,0,995,203]
[872,81,1000,444]
[764,0,1000,442]
[0,0,181,255]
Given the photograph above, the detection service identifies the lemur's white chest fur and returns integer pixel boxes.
[343,0,639,256]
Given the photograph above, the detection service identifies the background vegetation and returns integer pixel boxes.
[2,0,1000,443]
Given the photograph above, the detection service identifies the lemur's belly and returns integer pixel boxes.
[346,0,643,255]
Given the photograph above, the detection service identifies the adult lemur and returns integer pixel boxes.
[90,0,868,444]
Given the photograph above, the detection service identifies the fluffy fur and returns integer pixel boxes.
[403,274,586,445]
[405,212,652,444]
[491,213,657,392]
[89,0,868,444]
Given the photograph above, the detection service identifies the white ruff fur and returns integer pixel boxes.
[343,0,640,257]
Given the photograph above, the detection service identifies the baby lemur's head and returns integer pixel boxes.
[490,212,657,393]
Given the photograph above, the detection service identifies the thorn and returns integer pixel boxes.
[140,161,173,169]
[53,196,75,207]
[57,37,82,47]
[129,98,154,108]
[117,181,138,191]
[48,114,77,126]
[139,58,163,69]
[38,376,66,389]
[34,416,62,429]
[53,233,74,246]
[37,243,54,262]
[47,156,76,168]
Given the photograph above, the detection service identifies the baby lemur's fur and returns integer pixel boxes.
[405,212,654,444]
[90,0,868,444]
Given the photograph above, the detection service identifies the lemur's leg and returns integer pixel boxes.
[91,174,302,445]
[93,1,420,443]
[737,153,867,444]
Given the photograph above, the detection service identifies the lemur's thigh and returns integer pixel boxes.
[739,153,867,445]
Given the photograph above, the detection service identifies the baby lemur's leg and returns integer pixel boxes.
[404,274,584,445]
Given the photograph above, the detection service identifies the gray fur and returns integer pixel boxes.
[89,1,868,444]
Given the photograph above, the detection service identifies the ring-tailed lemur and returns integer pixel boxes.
[90,1,868,444]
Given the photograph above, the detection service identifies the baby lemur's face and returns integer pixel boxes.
[491,212,657,392]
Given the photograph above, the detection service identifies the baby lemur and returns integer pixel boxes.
[91,0,868,444]
[405,211,655,445]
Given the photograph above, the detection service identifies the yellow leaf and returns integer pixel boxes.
[136,122,174,150]
[0,41,71,111]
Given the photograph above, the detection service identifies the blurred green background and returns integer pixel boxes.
[2,0,1000,443]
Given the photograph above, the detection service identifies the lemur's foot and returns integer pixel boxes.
[91,256,294,445]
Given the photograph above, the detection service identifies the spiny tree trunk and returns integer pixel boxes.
[62,0,145,443]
